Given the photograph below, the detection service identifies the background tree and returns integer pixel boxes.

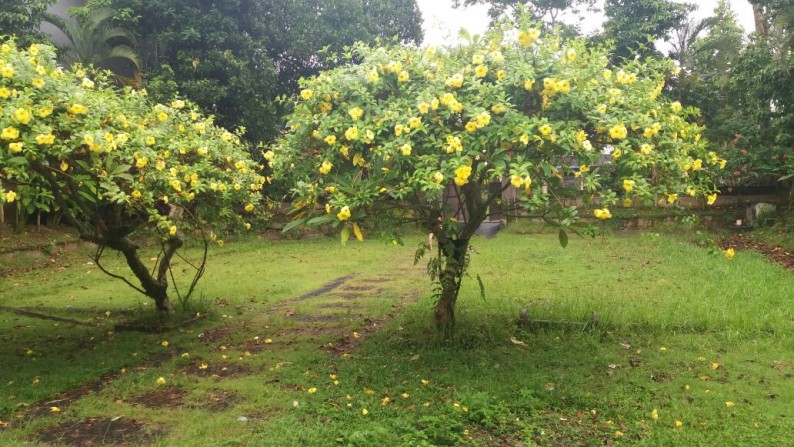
[271,20,720,332]
[72,0,423,145]
[46,7,142,85]
[0,40,267,312]
[0,0,56,47]
[454,0,598,35]
[602,0,693,62]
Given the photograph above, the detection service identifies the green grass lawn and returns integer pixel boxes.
[0,227,792,446]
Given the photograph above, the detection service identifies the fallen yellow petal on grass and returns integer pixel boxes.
[675,420,683,429]
[725,401,735,408]
[49,407,60,412]
[421,379,429,386]
[362,408,368,416]
[199,363,208,370]
[161,341,169,347]
[308,387,317,394]
[156,377,166,385]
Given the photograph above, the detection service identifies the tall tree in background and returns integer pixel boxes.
[74,0,423,144]
[602,0,692,61]
[0,0,56,46]
[46,7,142,85]
[454,0,597,34]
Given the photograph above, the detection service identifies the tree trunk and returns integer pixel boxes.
[434,238,469,333]
[109,237,181,313]
[753,3,769,37]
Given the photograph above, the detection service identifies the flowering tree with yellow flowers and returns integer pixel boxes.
[270,19,722,332]
[0,40,267,312]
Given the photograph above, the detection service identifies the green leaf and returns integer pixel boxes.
[5,157,28,167]
[307,214,336,225]
[558,229,568,248]
[282,218,307,233]
[340,227,350,246]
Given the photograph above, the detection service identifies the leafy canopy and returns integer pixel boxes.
[0,39,266,243]
[272,19,722,242]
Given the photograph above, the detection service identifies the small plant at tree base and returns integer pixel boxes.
[271,17,721,333]
[0,40,268,312]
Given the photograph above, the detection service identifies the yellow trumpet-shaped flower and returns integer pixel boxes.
[337,206,351,221]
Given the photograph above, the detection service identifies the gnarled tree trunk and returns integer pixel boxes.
[434,237,469,333]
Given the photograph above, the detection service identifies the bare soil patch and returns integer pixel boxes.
[188,390,240,412]
[128,387,187,409]
[36,418,162,446]
[719,234,794,272]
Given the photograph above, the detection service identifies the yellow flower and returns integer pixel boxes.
[170,180,182,192]
[394,124,405,136]
[671,101,683,113]
[156,377,166,385]
[348,106,364,120]
[145,136,156,146]
[9,142,23,153]
[474,64,488,78]
[136,157,148,169]
[157,112,169,122]
[367,68,379,83]
[161,340,169,347]
[5,191,17,203]
[609,123,627,140]
[308,387,317,394]
[318,160,333,175]
[28,43,40,55]
[692,159,702,171]
[337,206,351,221]
[362,408,369,416]
[651,409,659,420]
[421,379,429,386]
[0,87,10,98]
[725,401,735,408]
[623,179,635,193]
[432,172,444,184]
[615,431,623,439]
[417,102,430,114]
[408,116,422,128]
[324,135,337,146]
[640,144,653,155]
[1,65,14,78]
[245,203,255,213]
[519,134,529,144]
[300,89,313,100]
[496,70,507,80]
[131,190,142,199]
[14,108,31,125]
[397,70,410,83]
[385,60,402,73]
[675,420,683,429]
[465,121,478,133]
[0,126,19,140]
[472,54,484,65]
[81,78,94,89]
[517,28,541,47]
[344,127,359,141]
[667,193,678,204]
[707,193,718,205]
[524,79,535,91]
[539,124,552,136]
[169,226,177,236]
[567,48,577,61]
[623,198,633,207]
[60,161,69,171]
[49,406,60,413]
[32,78,45,88]
[555,79,570,93]
[611,149,622,159]
[454,166,472,186]
[596,104,607,114]
[724,248,735,260]
[593,208,612,220]
[400,144,412,156]
[171,99,186,109]
[445,73,464,88]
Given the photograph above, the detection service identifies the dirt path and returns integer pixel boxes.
[22,264,425,446]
